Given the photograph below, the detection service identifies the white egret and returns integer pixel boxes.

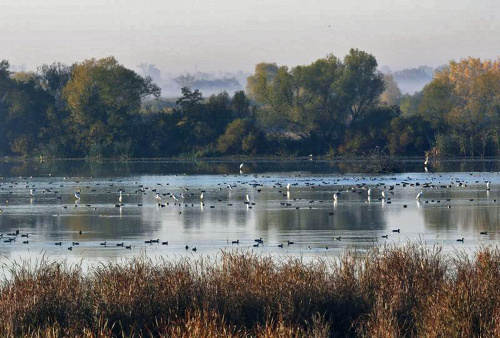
[424,156,429,166]
[333,193,339,202]
[200,192,204,200]
[29,189,35,197]
[246,194,250,202]
[74,190,81,200]
[367,188,371,196]
[381,191,386,199]
[487,181,491,190]
[287,183,290,191]
[240,163,244,170]
[416,191,423,200]
[119,191,123,203]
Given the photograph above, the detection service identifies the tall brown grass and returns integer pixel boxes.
[0,244,500,337]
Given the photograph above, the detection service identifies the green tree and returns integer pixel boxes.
[62,57,160,157]
[175,87,212,149]
[206,91,232,136]
[246,63,279,104]
[216,118,262,155]
[337,49,385,126]
[419,76,453,132]
[230,90,252,118]
[399,91,423,117]
[246,50,384,154]
[291,55,343,146]
[380,74,402,106]
[387,116,432,155]
[0,60,11,155]
[37,62,72,113]
[340,106,399,154]
[0,65,55,156]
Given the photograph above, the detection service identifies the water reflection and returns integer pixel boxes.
[1,161,500,263]
[421,189,500,233]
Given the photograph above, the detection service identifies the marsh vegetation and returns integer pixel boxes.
[2,244,500,337]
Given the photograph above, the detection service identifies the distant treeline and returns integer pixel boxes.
[1,51,499,159]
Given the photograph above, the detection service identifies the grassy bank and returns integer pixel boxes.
[1,245,500,337]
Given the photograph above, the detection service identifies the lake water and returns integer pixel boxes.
[1,158,500,265]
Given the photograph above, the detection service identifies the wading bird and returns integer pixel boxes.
[416,191,423,200]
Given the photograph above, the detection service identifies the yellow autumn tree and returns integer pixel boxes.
[421,57,500,156]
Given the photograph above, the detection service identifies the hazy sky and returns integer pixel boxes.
[1,0,499,73]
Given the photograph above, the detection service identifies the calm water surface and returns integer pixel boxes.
[1,158,500,265]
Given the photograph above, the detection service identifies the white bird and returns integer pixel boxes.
[240,163,244,170]
[416,191,423,200]
[172,194,178,201]
[487,181,491,190]
[424,156,429,166]
[367,188,371,196]
[155,193,161,202]
[287,183,290,191]
[200,192,204,200]
[29,189,35,197]
[246,194,250,202]
[333,193,339,202]
[74,190,81,200]
[381,191,386,199]
[119,191,123,203]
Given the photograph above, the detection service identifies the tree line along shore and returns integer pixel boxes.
[1,52,499,159]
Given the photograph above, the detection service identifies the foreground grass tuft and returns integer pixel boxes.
[1,244,500,337]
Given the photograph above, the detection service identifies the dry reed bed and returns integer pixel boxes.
[0,244,500,337]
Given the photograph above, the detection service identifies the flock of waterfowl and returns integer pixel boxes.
[0,162,499,254]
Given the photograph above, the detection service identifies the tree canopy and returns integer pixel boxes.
[62,57,160,157]
[1,54,500,158]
